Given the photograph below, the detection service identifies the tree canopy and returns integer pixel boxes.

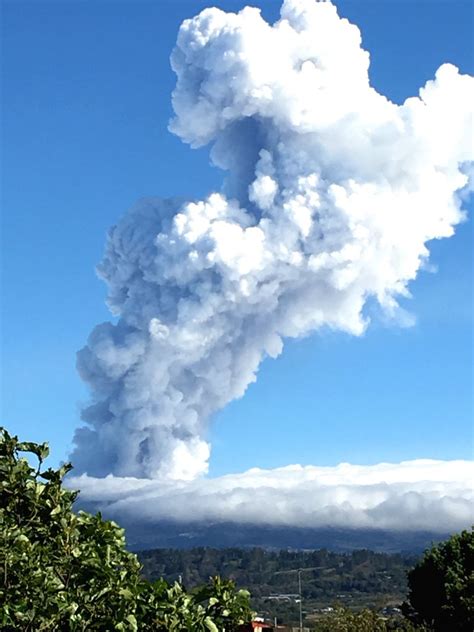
[403,527,473,632]
[0,428,252,631]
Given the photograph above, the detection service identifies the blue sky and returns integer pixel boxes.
[2,0,472,477]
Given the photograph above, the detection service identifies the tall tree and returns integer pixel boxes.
[403,528,473,631]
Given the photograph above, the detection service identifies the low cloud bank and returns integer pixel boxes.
[69,459,474,533]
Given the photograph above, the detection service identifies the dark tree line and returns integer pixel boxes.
[139,546,415,601]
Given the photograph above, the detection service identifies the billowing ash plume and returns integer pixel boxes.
[72,0,473,480]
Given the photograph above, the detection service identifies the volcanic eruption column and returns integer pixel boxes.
[72,0,474,480]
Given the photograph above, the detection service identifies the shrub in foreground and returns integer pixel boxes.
[0,428,252,631]
[403,527,474,632]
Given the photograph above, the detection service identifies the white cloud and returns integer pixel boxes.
[68,459,474,533]
[71,0,473,481]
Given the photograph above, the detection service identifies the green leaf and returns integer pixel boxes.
[15,534,29,544]
[204,616,219,632]
[17,441,50,460]
[125,614,138,631]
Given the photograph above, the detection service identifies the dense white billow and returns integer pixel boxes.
[68,459,474,532]
[71,0,473,480]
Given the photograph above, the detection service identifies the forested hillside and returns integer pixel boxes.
[139,547,417,624]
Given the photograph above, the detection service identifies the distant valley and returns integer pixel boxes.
[137,545,420,627]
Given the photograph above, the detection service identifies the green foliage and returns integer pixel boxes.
[403,528,474,632]
[312,606,426,632]
[0,428,252,631]
[314,606,386,632]
[133,576,251,631]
